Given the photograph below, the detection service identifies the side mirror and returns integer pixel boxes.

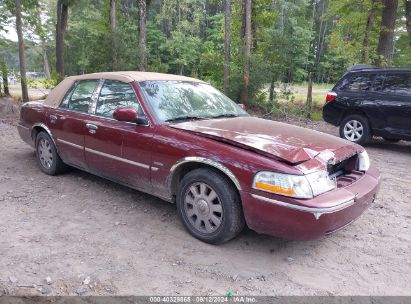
[113,107,148,125]
[238,103,246,110]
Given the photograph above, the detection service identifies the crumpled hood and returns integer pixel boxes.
[170,116,362,166]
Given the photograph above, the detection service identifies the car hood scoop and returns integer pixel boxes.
[170,116,361,165]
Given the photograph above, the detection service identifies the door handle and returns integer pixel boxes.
[86,123,98,130]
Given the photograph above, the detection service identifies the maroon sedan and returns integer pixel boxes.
[17,72,381,244]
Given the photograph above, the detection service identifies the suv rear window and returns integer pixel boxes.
[339,74,374,91]
[381,73,411,96]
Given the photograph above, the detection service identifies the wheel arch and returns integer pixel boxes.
[339,109,372,127]
[31,123,56,146]
[168,157,242,200]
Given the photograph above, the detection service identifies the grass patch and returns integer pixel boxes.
[310,111,323,121]
[8,85,49,101]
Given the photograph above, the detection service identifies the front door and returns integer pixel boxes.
[48,79,100,169]
[84,80,154,191]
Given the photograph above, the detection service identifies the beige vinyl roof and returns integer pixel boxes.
[44,71,206,107]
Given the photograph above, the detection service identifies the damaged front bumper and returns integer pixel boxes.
[242,166,381,240]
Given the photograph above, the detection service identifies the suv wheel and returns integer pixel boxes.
[340,115,371,145]
[176,168,245,244]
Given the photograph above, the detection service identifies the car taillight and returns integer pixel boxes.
[325,92,337,103]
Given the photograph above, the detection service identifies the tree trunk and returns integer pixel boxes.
[405,0,411,47]
[314,0,328,82]
[240,0,251,105]
[41,40,51,78]
[138,0,147,71]
[240,0,246,40]
[361,0,377,63]
[1,62,10,96]
[268,77,275,104]
[223,0,231,94]
[35,8,51,78]
[15,0,29,102]
[375,0,398,66]
[306,72,313,119]
[56,0,68,79]
[110,0,118,71]
[251,1,257,50]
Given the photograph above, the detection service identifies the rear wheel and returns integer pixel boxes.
[35,131,67,175]
[339,115,371,145]
[176,168,245,244]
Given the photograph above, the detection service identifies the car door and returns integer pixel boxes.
[376,72,411,136]
[336,72,384,129]
[48,79,100,169]
[84,79,155,191]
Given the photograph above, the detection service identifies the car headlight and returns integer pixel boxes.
[252,170,336,199]
[358,150,370,171]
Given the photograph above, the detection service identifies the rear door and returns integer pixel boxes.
[84,80,154,191]
[49,79,100,169]
[376,72,411,137]
[335,72,384,129]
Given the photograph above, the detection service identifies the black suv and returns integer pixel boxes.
[323,66,411,145]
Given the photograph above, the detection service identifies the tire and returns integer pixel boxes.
[35,131,67,175]
[339,114,371,145]
[383,137,400,143]
[176,168,245,244]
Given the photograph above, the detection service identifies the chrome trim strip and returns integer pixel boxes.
[169,157,242,191]
[251,194,356,220]
[84,147,150,169]
[57,138,83,150]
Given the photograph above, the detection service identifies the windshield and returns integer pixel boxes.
[138,81,248,123]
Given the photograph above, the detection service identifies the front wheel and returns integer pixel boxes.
[339,115,371,145]
[35,131,67,175]
[176,168,245,244]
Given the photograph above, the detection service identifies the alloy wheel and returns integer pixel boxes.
[183,182,223,234]
[343,120,364,142]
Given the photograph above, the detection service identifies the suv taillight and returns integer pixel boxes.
[325,92,337,103]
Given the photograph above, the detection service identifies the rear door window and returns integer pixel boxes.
[60,80,99,113]
[381,73,411,96]
[342,74,374,91]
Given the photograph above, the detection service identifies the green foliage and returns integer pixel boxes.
[393,34,411,67]
[27,76,57,89]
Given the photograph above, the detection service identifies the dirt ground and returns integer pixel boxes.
[0,96,410,296]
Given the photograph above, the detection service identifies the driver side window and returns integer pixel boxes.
[95,80,143,118]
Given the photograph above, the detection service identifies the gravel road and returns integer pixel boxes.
[0,97,410,296]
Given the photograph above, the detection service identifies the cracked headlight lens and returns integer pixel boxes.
[253,170,336,199]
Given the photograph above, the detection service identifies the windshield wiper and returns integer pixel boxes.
[209,113,239,119]
[165,115,207,122]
